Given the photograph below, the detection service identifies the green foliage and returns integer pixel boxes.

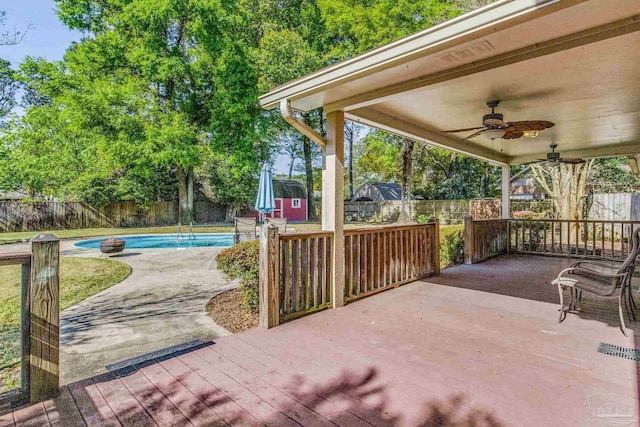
[354,130,500,199]
[216,240,260,311]
[590,157,640,192]
[440,224,464,266]
[320,0,496,60]
[0,59,17,119]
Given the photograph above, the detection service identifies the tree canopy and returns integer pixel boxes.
[1,0,638,216]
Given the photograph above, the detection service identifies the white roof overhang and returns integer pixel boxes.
[259,0,640,166]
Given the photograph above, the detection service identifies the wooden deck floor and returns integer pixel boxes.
[1,254,638,426]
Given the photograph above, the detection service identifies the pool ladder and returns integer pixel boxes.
[177,222,196,241]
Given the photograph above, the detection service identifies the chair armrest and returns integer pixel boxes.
[570,260,621,272]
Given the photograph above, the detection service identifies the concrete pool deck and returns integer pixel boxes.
[2,238,235,385]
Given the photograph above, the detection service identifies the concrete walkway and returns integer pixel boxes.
[2,239,235,384]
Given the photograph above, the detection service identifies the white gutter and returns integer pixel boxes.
[280,100,326,149]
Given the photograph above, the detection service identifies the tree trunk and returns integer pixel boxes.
[288,156,294,178]
[177,166,194,223]
[302,113,316,221]
[347,121,354,200]
[398,138,414,223]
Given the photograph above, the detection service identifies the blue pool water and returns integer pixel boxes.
[74,234,234,249]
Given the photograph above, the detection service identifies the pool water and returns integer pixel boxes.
[74,234,234,249]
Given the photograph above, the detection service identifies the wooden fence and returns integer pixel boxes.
[344,200,470,224]
[344,222,438,302]
[463,217,508,264]
[0,235,60,408]
[259,221,439,328]
[0,201,227,232]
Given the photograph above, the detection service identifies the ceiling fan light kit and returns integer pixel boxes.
[442,100,555,141]
[484,128,506,140]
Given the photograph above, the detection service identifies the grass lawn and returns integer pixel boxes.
[0,257,131,393]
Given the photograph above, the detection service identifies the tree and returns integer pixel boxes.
[0,59,17,121]
[278,128,304,178]
[0,11,32,46]
[255,18,325,220]
[398,138,415,222]
[589,157,640,192]
[52,0,265,221]
[531,161,594,221]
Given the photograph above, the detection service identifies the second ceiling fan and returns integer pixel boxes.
[442,100,555,141]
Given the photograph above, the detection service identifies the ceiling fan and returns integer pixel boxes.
[535,144,586,165]
[442,100,555,141]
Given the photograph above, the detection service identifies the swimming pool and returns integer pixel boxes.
[74,234,235,249]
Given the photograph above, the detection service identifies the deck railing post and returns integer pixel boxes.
[29,234,60,403]
[429,217,440,275]
[259,224,280,329]
[464,215,474,265]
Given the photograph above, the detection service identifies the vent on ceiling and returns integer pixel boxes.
[436,41,495,65]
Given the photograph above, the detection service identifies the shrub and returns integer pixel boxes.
[216,240,260,311]
[512,210,543,220]
[416,214,431,224]
[440,224,464,266]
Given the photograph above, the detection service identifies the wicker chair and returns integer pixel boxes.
[265,217,287,233]
[553,227,640,336]
[234,217,257,244]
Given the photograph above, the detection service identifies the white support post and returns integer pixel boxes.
[323,110,345,308]
[501,165,510,220]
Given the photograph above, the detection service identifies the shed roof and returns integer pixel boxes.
[273,179,307,199]
[353,182,402,201]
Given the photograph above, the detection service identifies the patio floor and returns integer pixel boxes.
[1,254,638,426]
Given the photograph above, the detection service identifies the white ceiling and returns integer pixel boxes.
[363,30,640,163]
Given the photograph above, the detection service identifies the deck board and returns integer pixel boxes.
[2,254,638,426]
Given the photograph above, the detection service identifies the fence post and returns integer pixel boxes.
[429,217,440,275]
[259,224,280,329]
[464,215,474,265]
[29,234,60,403]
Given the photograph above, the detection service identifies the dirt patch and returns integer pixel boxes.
[206,288,257,333]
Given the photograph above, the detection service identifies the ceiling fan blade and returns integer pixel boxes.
[507,120,556,131]
[441,126,484,133]
[503,130,524,140]
[459,130,485,142]
[560,158,586,164]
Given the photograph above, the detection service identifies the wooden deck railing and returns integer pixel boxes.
[509,219,640,259]
[463,217,640,263]
[278,231,334,322]
[0,234,60,408]
[464,216,508,264]
[260,220,440,328]
[344,222,439,302]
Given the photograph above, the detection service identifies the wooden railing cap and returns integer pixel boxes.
[31,234,59,243]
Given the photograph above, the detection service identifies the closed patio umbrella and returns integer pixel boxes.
[255,163,275,222]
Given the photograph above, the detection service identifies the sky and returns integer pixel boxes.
[1,0,82,66]
[0,1,295,173]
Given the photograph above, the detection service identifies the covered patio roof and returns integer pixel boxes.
[259,0,640,166]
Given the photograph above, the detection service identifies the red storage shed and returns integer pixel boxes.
[262,179,308,222]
